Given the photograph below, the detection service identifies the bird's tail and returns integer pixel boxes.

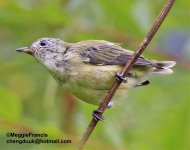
[150,60,176,75]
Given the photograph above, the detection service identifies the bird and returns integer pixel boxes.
[16,38,176,106]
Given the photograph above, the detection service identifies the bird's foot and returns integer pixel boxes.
[115,72,128,83]
[93,110,105,121]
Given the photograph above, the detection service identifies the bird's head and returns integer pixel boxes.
[16,38,70,62]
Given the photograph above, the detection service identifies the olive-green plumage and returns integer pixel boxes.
[16,38,176,105]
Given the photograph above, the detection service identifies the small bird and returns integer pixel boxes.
[16,38,176,106]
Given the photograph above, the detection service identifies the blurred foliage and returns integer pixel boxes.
[0,0,189,150]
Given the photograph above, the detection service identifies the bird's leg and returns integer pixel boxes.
[92,110,105,121]
[115,72,128,83]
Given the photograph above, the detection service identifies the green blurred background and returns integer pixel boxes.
[0,0,189,150]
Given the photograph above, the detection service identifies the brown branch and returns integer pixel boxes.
[77,0,175,149]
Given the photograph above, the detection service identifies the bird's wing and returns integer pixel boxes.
[75,40,152,66]
[65,41,152,91]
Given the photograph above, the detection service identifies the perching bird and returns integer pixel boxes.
[16,38,176,106]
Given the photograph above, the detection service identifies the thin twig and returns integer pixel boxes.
[77,0,175,149]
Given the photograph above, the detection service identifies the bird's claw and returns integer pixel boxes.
[93,110,105,121]
[115,72,128,83]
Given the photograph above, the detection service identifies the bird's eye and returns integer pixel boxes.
[39,40,48,47]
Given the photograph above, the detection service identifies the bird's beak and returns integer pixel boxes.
[16,47,34,56]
